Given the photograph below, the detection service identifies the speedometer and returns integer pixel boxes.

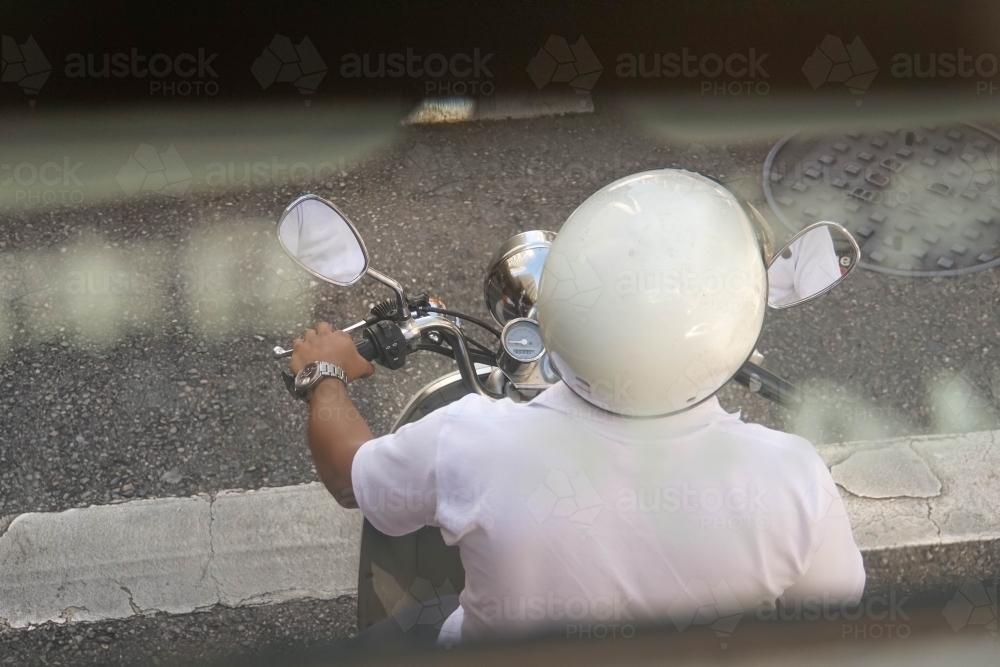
[501,318,545,362]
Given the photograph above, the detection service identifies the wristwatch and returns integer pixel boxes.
[294,361,348,398]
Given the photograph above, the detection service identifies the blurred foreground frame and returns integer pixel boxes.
[211,590,998,667]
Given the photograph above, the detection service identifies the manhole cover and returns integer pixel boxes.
[763,124,1000,276]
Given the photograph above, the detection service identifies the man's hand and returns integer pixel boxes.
[290,322,375,382]
[291,322,376,508]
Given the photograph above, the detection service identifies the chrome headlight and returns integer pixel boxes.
[483,230,556,326]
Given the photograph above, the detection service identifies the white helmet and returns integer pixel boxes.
[536,169,767,417]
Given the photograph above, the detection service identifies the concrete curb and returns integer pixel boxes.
[816,430,1000,551]
[0,484,361,628]
[1,429,998,629]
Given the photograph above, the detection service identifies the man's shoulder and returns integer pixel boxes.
[722,418,814,446]
[716,419,829,473]
[440,392,539,421]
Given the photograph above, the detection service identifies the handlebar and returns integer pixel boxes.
[356,337,376,362]
[271,321,377,361]
[732,361,803,409]
[273,318,804,410]
[274,337,377,362]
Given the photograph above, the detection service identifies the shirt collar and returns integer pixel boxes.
[527,381,740,437]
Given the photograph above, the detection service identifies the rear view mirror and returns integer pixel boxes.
[767,222,860,309]
[277,194,369,286]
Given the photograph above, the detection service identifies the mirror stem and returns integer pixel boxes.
[366,268,411,319]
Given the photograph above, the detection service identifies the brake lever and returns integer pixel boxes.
[271,319,369,359]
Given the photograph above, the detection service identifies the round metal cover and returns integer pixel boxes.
[763,124,1000,276]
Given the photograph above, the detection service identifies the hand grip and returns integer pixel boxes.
[356,337,377,361]
[732,361,803,410]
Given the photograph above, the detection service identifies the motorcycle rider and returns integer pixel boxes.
[290,169,865,644]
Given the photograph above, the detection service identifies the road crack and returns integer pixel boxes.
[925,499,942,539]
[116,582,142,616]
[204,494,223,605]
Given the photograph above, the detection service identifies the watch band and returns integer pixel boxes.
[313,361,348,388]
[296,361,348,399]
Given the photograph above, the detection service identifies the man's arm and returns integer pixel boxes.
[290,322,375,507]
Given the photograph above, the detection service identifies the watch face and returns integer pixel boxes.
[295,362,319,390]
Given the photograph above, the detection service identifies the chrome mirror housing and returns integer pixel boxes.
[277,193,411,318]
[276,194,369,286]
[767,221,860,309]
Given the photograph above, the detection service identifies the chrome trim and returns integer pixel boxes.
[407,314,500,398]
[744,201,777,266]
[277,193,411,318]
[766,221,861,310]
[499,317,545,365]
[276,194,370,287]
[272,319,368,359]
[366,268,411,320]
[343,319,368,334]
[502,352,558,394]
[483,230,557,326]
[390,364,494,433]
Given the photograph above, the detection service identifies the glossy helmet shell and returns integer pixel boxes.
[536,169,767,417]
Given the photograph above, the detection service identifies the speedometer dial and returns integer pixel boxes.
[501,318,545,362]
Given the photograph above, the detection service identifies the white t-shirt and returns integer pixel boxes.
[352,382,864,643]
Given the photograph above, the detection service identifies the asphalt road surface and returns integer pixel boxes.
[3,100,1000,664]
